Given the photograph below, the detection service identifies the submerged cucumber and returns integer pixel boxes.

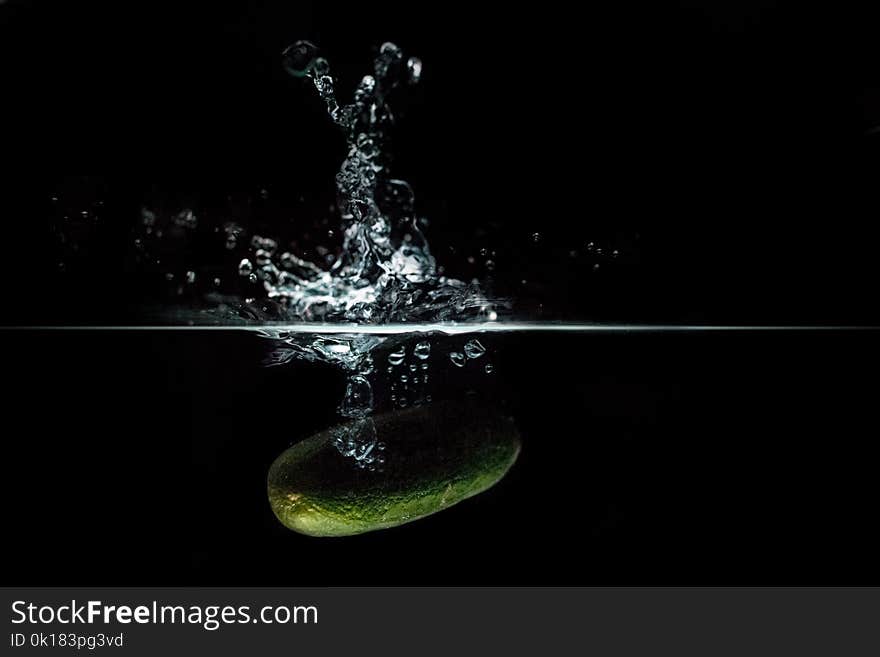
[268,400,520,537]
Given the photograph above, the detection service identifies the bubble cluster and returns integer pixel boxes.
[339,375,374,419]
[446,337,495,373]
[332,417,386,471]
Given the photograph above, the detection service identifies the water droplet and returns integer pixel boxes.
[185,270,196,284]
[464,339,486,360]
[238,259,254,276]
[174,209,197,229]
[249,273,258,283]
[449,352,466,367]
[255,250,272,267]
[531,232,541,243]
[484,363,495,374]
[312,57,330,76]
[282,40,319,77]
[251,235,278,252]
[414,341,431,360]
[406,57,422,83]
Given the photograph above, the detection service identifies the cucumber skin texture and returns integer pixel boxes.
[268,401,520,537]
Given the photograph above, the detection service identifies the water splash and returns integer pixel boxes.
[240,40,497,324]
[251,42,506,452]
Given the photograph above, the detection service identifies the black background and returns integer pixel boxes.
[1,0,880,324]
[1,1,879,586]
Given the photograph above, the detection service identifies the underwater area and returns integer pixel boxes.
[4,327,879,584]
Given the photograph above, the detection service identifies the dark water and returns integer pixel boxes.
[4,328,878,585]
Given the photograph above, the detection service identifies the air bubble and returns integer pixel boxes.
[339,375,373,418]
[464,339,486,360]
[414,341,431,360]
[449,352,466,367]
[388,348,406,366]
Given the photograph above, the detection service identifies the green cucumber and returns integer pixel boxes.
[268,400,520,537]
